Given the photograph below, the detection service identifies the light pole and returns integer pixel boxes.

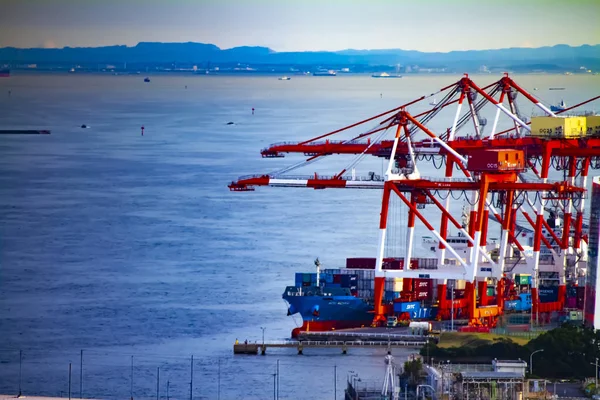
[529,349,544,375]
[334,365,337,400]
[261,327,266,347]
[450,285,455,331]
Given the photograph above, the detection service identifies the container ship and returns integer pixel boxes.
[283,219,588,337]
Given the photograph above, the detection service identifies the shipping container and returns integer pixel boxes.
[587,115,600,137]
[333,274,342,284]
[412,307,437,320]
[346,258,376,269]
[468,149,524,172]
[416,290,433,300]
[538,286,559,302]
[515,275,531,285]
[394,301,421,313]
[486,287,495,297]
[413,278,432,291]
[531,116,586,138]
[566,298,577,308]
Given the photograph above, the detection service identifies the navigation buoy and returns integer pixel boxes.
[227,122,235,125]
[141,126,145,136]
[252,108,255,115]
[81,124,89,128]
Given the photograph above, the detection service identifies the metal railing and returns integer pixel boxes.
[299,331,434,340]
[260,340,427,347]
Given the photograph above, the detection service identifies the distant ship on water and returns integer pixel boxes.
[550,100,567,112]
[0,68,9,77]
[371,72,402,78]
[313,70,337,77]
[372,64,402,79]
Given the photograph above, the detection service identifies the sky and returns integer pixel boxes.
[1,0,599,52]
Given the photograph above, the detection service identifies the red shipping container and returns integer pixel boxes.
[345,257,419,270]
[468,149,524,173]
[346,258,376,269]
[413,279,432,291]
[383,258,402,270]
[567,297,577,308]
[416,290,432,300]
[333,274,342,283]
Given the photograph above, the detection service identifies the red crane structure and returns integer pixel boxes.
[229,74,599,329]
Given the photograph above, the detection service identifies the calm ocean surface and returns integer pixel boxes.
[0,73,598,399]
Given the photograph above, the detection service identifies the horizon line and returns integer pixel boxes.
[1,41,599,54]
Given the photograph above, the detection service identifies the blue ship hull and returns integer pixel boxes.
[283,286,373,336]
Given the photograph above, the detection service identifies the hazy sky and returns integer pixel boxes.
[1,0,599,52]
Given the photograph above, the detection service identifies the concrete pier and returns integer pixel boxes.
[234,339,427,355]
[0,130,51,134]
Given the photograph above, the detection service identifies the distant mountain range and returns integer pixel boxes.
[1,42,599,72]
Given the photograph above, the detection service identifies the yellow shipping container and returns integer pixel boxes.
[530,116,587,138]
[393,278,403,292]
[587,115,600,137]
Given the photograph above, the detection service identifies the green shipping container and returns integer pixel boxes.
[518,275,530,285]
[487,287,495,296]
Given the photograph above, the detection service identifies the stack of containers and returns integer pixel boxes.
[413,278,433,301]
[384,278,402,302]
[295,273,318,287]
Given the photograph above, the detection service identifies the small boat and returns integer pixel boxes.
[144,77,150,83]
[68,68,75,73]
[550,100,566,112]
[278,76,291,81]
[0,68,10,77]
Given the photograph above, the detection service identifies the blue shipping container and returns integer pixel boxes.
[295,273,304,286]
[413,307,437,319]
[394,301,421,314]
[539,286,559,302]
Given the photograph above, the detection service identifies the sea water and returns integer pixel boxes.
[0,72,598,399]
